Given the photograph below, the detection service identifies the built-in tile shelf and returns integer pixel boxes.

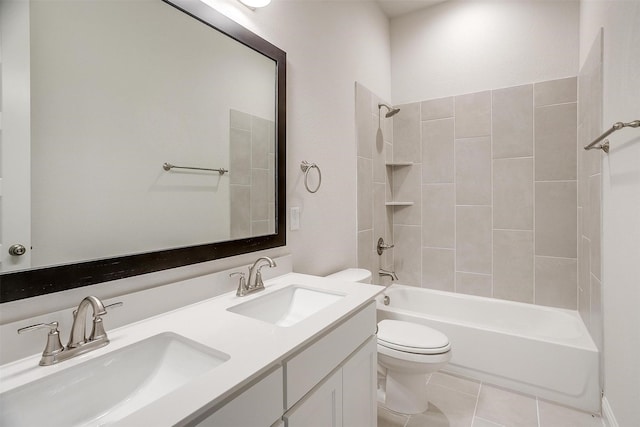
[385,162,414,167]
[385,201,415,206]
[385,163,414,206]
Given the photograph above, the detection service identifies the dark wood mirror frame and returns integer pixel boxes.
[0,0,286,303]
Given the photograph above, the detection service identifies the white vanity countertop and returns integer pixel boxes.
[0,273,383,426]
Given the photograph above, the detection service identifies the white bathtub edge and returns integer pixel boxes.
[442,363,601,414]
[602,396,618,427]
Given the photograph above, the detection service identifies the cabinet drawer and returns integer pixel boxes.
[284,301,376,409]
[196,366,283,427]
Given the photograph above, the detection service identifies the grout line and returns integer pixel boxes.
[536,397,542,427]
[532,84,537,305]
[453,96,457,293]
[456,270,492,277]
[535,255,578,261]
[535,100,577,108]
[472,382,482,426]
[490,89,494,297]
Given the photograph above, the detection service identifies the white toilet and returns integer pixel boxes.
[326,268,452,415]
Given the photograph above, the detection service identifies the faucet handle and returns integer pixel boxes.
[230,272,248,296]
[89,301,122,342]
[18,321,64,360]
[105,301,124,311]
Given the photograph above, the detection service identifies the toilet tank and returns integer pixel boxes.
[325,268,372,284]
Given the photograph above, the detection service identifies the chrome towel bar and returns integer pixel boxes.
[163,162,228,175]
[584,120,640,153]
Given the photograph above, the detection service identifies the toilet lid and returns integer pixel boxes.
[377,319,450,355]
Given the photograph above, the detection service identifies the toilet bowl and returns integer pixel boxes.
[325,268,452,415]
[377,319,451,414]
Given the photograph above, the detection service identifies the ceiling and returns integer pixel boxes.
[376,0,447,19]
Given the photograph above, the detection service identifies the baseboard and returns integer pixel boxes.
[602,396,619,427]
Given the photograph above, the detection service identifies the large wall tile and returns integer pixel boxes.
[535,181,577,258]
[535,256,577,309]
[493,158,533,230]
[456,206,492,274]
[251,116,270,169]
[422,248,455,291]
[422,184,455,248]
[492,84,534,159]
[421,97,453,121]
[394,225,422,286]
[357,157,373,231]
[456,272,492,298]
[455,91,491,138]
[422,118,454,183]
[373,126,387,184]
[456,137,491,205]
[374,183,391,245]
[534,77,577,107]
[230,127,251,185]
[493,230,534,303]
[535,103,577,181]
[357,230,374,275]
[393,102,421,162]
[250,169,269,221]
[230,185,250,239]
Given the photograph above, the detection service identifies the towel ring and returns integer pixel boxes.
[300,161,322,193]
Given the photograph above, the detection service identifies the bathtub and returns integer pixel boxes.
[376,284,600,413]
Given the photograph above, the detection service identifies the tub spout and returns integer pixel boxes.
[379,269,398,281]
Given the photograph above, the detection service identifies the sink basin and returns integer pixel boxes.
[227,285,345,327]
[0,332,229,426]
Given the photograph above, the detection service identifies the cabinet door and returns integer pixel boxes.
[284,369,343,427]
[343,336,377,427]
[196,366,283,427]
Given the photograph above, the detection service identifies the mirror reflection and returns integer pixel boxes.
[1,0,277,274]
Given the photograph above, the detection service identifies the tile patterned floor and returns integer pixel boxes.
[378,372,603,427]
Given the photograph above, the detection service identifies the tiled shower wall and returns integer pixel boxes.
[355,83,395,285]
[229,109,275,239]
[357,78,581,309]
[577,31,604,351]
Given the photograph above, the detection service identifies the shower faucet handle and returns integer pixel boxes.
[377,237,395,255]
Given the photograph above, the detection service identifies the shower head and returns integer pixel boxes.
[378,103,400,118]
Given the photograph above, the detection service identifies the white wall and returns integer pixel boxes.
[580,2,640,425]
[390,0,580,103]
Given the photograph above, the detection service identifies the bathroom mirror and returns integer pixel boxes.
[0,0,286,302]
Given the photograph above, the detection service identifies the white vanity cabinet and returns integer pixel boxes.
[194,366,284,427]
[194,301,378,427]
[283,302,377,427]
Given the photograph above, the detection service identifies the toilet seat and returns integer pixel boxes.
[377,319,451,355]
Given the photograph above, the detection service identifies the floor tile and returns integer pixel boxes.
[405,383,477,427]
[474,385,538,427]
[472,417,505,427]
[538,400,602,427]
[378,406,409,427]
[429,372,481,397]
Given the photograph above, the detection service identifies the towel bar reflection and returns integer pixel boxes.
[584,120,640,153]
[163,162,228,175]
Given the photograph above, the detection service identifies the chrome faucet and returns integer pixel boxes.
[17,296,122,366]
[232,256,277,296]
[379,269,398,281]
[68,296,107,348]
